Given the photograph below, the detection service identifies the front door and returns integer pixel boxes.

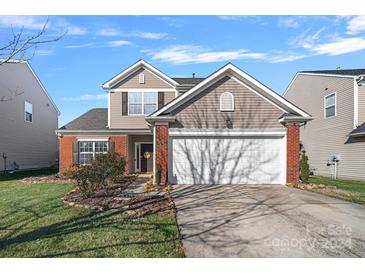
[140,144,153,173]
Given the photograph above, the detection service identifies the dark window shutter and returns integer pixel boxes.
[122,92,128,116]
[72,142,79,164]
[109,141,115,153]
[158,92,164,109]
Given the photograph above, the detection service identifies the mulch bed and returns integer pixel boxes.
[288,182,336,191]
[20,174,74,184]
[63,182,174,217]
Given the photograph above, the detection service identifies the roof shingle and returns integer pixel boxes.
[59,108,107,130]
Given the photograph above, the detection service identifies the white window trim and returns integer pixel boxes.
[24,101,33,123]
[220,91,235,111]
[127,91,158,116]
[134,142,153,172]
[324,92,336,119]
[78,141,109,165]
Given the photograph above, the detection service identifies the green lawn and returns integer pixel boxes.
[0,170,184,257]
[308,176,365,205]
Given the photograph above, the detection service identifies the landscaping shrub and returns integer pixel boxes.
[66,152,126,197]
[300,150,310,183]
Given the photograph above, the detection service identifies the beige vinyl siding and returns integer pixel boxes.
[109,91,176,129]
[171,76,285,129]
[358,85,365,125]
[113,67,173,89]
[285,74,365,181]
[0,62,58,171]
[164,91,176,104]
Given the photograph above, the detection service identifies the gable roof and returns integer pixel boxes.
[300,69,365,77]
[59,108,107,130]
[0,60,60,115]
[101,59,179,89]
[150,63,311,118]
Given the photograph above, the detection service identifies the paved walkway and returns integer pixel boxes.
[171,185,365,257]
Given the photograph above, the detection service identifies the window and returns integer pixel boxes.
[79,141,108,165]
[139,73,145,84]
[128,92,157,115]
[25,101,33,122]
[220,92,234,111]
[324,93,336,118]
[143,92,157,115]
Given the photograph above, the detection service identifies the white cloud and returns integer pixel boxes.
[346,15,365,35]
[64,43,96,49]
[60,93,107,101]
[216,16,246,21]
[97,27,120,36]
[289,29,324,49]
[106,40,132,47]
[65,25,88,35]
[278,17,299,28]
[268,54,306,63]
[131,32,168,39]
[0,16,46,30]
[143,45,267,64]
[160,17,184,28]
[35,49,54,56]
[311,37,365,56]
[0,16,88,36]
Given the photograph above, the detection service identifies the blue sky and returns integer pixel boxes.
[1,15,365,126]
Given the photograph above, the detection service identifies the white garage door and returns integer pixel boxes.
[169,134,286,185]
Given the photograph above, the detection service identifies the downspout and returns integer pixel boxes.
[153,125,156,184]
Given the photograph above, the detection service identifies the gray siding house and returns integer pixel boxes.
[0,60,60,171]
[284,69,365,181]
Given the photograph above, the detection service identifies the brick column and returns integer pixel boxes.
[155,124,169,184]
[286,124,300,185]
[59,136,77,174]
[110,136,129,173]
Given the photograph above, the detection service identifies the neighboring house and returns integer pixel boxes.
[284,69,365,181]
[0,60,60,171]
[57,60,311,185]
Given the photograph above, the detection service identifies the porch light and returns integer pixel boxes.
[226,116,233,129]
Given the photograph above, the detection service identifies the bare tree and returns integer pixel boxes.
[0,17,65,65]
[0,17,65,102]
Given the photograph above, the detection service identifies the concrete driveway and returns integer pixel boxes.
[171,185,365,257]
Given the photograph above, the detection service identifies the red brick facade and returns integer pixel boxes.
[286,124,300,185]
[109,136,129,173]
[59,136,77,174]
[59,135,129,174]
[155,125,169,184]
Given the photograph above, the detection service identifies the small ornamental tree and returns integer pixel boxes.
[300,150,310,183]
[66,151,126,197]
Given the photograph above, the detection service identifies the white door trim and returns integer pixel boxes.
[134,142,153,173]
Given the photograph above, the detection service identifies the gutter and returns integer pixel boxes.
[55,129,152,135]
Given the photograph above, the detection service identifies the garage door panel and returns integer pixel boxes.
[169,136,285,185]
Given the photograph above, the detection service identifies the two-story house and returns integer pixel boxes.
[0,60,60,172]
[284,69,365,181]
[57,60,311,185]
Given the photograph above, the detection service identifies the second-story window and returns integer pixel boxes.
[128,92,157,115]
[25,101,33,122]
[324,93,336,118]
